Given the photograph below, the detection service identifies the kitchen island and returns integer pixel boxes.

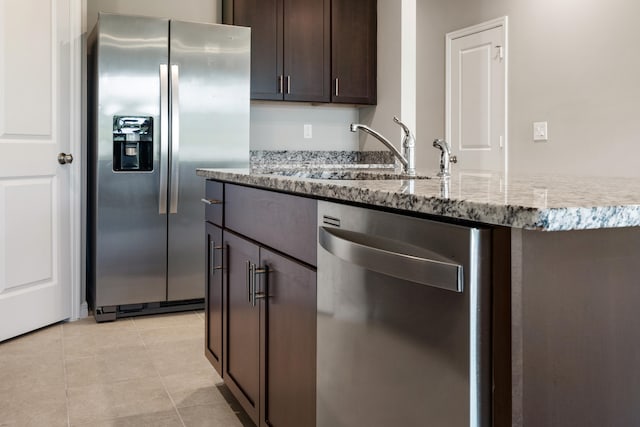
[198,165,640,427]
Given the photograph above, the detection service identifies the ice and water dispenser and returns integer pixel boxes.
[112,116,153,171]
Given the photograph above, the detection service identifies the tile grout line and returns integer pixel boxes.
[134,316,189,427]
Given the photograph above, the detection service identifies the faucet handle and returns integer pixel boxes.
[393,117,415,150]
[433,139,454,177]
[393,116,412,136]
[432,138,451,152]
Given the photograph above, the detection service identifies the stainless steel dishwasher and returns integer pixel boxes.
[317,201,491,427]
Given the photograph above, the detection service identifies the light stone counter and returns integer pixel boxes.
[196,167,640,231]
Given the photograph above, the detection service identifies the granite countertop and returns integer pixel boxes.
[197,151,640,231]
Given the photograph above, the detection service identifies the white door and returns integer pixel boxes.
[0,0,73,341]
[447,18,507,173]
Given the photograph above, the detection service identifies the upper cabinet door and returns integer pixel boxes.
[331,0,377,104]
[283,0,330,102]
[231,0,284,100]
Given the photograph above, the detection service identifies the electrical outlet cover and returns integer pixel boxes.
[533,121,548,142]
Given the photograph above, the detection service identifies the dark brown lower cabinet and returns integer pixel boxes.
[224,231,261,422]
[205,222,224,376]
[223,230,317,427]
[261,247,316,427]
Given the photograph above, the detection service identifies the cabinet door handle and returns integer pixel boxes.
[252,265,268,306]
[210,241,223,274]
[286,75,291,94]
[246,261,269,306]
[278,75,284,94]
[335,78,339,97]
[246,261,253,304]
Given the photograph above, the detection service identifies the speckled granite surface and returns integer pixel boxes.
[250,150,395,168]
[249,167,434,180]
[196,166,640,231]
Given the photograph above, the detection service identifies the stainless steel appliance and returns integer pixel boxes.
[317,201,491,427]
[87,13,250,321]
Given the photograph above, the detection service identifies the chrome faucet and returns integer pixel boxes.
[350,117,416,176]
[432,139,456,177]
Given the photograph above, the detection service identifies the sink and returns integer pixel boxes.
[254,167,432,180]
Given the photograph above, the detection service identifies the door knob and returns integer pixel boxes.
[58,153,73,165]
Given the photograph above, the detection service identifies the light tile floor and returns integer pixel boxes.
[0,311,253,427]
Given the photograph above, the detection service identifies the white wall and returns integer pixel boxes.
[251,103,359,151]
[359,0,404,151]
[86,0,220,32]
[416,0,640,177]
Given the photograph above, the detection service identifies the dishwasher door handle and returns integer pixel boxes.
[319,226,463,292]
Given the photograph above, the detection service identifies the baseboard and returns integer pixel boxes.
[79,301,89,318]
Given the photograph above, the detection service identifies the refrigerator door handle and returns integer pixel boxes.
[159,64,169,214]
[169,64,180,214]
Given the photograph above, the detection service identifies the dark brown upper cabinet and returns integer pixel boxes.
[331,0,377,104]
[224,0,331,103]
[224,0,376,105]
[225,0,283,100]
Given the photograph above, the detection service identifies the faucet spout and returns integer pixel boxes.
[350,123,409,169]
[433,139,452,177]
[350,117,417,176]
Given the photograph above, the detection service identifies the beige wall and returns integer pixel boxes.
[416,0,640,177]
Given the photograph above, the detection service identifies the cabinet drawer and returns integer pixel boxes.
[204,180,224,226]
[225,184,317,266]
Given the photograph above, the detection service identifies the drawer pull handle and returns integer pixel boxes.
[201,198,222,205]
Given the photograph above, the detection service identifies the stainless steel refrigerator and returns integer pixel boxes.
[87,13,250,321]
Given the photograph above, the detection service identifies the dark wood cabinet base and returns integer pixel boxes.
[223,0,376,105]
[205,180,317,427]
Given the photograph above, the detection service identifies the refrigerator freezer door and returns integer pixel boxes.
[93,14,170,306]
[167,21,250,301]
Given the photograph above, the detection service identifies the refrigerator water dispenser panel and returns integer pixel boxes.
[113,116,153,171]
